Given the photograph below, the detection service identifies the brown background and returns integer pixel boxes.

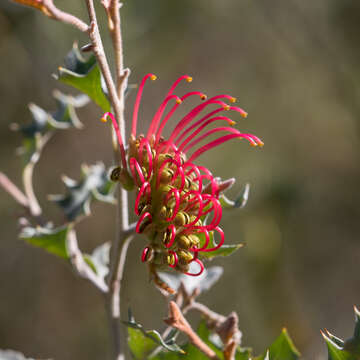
[1,0,360,359]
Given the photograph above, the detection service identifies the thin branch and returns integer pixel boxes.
[67,228,109,292]
[0,172,29,208]
[165,301,220,360]
[12,0,89,32]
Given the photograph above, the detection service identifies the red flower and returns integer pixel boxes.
[102,74,263,282]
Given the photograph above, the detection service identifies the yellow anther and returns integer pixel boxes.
[223,105,231,111]
[176,99,182,105]
[228,120,236,126]
[241,112,248,118]
[230,97,237,103]
[250,142,257,147]
[186,76,193,82]
[100,117,107,123]
[200,94,207,101]
[258,141,264,147]
[150,74,157,81]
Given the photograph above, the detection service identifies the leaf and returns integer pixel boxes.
[235,347,252,360]
[49,163,116,221]
[197,231,244,260]
[256,328,300,360]
[0,349,38,360]
[182,321,223,360]
[158,265,223,294]
[124,311,184,358]
[219,183,250,210]
[84,242,110,280]
[344,307,360,356]
[19,224,71,259]
[15,90,88,165]
[55,43,110,112]
[322,332,354,360]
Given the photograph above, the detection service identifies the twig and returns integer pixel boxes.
[164,301,220,360]
[12,0,89,32]
[0,172,29,208]
[67,228,109,292]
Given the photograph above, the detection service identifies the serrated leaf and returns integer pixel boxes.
[219,183,250,210]
[158,265,223,294]
[323,332,355,360]
[0,349,40,360]
[235,347,252,360]
[20,225,71,259]
[84,242,110,280]
[183,321,223,360]
[49,163,116,221]
[55,43,110,112]
[16,90,88,165]
[197,231,244,260]
[124,312,184,358]
[256,329,300,360]
[344,307,360,356]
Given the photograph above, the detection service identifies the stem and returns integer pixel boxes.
[85,2,131,359]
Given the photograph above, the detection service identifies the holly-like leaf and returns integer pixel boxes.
[83,242,110,280]
[219,183,250,210]
[321,307,360,360]
[255,328,300,360]
[15,90,88,165]
[158,265,223,295]
[0,349,40,360]
[49,163,116,221]
[124,311,184,358]
[235,348,252,360]
[19,224,71,259]
[54,43,110,112]
[197,231,244,260]
[322,332,354,360]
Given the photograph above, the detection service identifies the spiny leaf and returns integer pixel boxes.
[255,328,300,360]
[83,242,110,280]
[54,42,110,112]
[219,183,250,210]
[322,331,355,360]
[158,265,223,294]
[124,311,184,358]
[197,231,244,260]
[20,224,71,259]
[15,90,88,165]
[49,163,116,221]
[0,349,42,360]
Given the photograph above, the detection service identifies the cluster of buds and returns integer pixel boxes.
[102,74,263,281]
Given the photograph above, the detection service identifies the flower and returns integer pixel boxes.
[102,74,263,291]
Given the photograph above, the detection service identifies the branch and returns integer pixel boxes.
[67,228,109,293]
[12,0,89,32]
[0,172,29,208]
[164,301,220,360]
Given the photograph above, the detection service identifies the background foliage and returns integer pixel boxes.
[0,0,360,359]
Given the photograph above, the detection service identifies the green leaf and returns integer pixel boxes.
[197,231,244,260]
[322,331,355,360]
[235,347,252,360]
[256,328,300,360]
[55,43,110,112]
[49,163,116,221]
[344,307,360,356]
[20,225,71,259]
[124,312,184,359]
[182,321,223,360]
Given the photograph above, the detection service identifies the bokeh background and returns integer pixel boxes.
[1,0,360,359]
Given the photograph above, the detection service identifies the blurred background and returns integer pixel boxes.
[1,0,360,359]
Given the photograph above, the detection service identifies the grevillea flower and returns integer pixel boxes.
[102,74,263,292]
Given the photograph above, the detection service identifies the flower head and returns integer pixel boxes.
[102,74,263,291]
